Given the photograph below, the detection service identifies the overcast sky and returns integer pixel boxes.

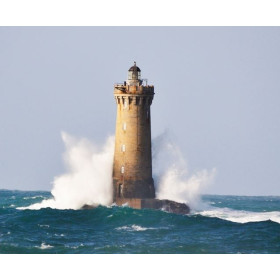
[0,27,280,195]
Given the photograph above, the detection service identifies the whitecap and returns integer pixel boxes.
[38,224,50,228]
[54,233,65,237]
[23,196,44,200]
[198,207,280,224]
[116,224,155,231]
[36,243,53,249]
[65,243,84,249]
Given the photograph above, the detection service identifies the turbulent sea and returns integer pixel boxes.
[1,189,280,254]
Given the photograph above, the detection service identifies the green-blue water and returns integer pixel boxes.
[1,189,280,253]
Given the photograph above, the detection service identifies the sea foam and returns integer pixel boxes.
[116,225,154,231]
[19,131,215,211]
[198,207,280,224]
[36,243,53,250]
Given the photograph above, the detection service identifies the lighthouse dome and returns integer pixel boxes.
[129,64,141,72]
[128,62,141,82]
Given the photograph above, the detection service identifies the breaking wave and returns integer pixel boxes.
[153,132,216,210]
[19,131,215,211]
[198,207,280,224]
[18,132,114,210]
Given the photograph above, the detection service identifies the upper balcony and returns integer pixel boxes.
[114,83,154,95]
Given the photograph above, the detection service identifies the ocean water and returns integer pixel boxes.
[0,189,280,254]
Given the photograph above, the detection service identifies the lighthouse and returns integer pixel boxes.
[112,62,190,214]
[113,62,155,202]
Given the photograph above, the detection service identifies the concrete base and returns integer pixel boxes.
[115,198,190,215]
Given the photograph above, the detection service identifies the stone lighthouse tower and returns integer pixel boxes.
[111,62,190,214]
[113,62,155,204]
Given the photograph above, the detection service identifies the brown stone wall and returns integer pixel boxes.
[113,85,155,200]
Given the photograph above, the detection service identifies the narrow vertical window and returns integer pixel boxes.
[123,99,128,109]
[118,184,122,197]
[123,122,127,131]
[146,110,149,119]
[121,166,125,174]
[121,144,126,152]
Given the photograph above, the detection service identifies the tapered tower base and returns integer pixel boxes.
[113,178,155,200]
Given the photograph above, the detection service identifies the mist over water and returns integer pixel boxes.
[20,131,215,210]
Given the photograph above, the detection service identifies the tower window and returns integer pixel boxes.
[123,122,127,131]
[123,99,128,109]
[121,144,126,152]
[121,166,125,174]
[118,184,123,197]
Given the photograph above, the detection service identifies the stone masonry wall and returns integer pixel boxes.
[113,85,155,200]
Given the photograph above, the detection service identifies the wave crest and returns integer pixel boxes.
[198,207,280,224]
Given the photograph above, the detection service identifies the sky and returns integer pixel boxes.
[0,27,280,195]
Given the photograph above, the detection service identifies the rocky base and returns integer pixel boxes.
[82,198,190,215]
[115,198,190,214]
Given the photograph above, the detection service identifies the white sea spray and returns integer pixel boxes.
[153,132,216,210]
[19,131,216,211]
[19,132,114,210]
